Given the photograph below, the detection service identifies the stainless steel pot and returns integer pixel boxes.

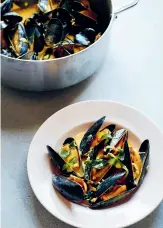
[1,0,139,91]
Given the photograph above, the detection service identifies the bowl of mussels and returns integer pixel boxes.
[27,101,163,228]
[1,0,137,90]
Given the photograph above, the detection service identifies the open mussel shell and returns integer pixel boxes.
[83,124,115,181]
[62,137,84,177]
[75,32,90,46]
[60,0,73,12]
[138,140,149,185]
[80,116,106,154]
[83,28,96,43]
[90,187,134,209]
[100,124,116,135]
[1,0,12,16]
[95,171,126,199]
[105,128,128,155]
[52,7,74,28]
[47,145,69,175]
[123,141,135,189]
[33,27,45,53]
[2,12,22,29]
[24,18,37,43]
[10,23,29,56]
[45,18,65,46]
[52,174,84,203]
[38,0,52,13]
[139,139,150,161]
[13,0,37,8]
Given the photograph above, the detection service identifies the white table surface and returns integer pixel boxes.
[1,0,163,227]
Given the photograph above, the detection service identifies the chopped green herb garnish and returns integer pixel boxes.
[101,134,112,140]
[60,150,70,158]
[69,156,77,164]
[63,157,77,172]
[92,159,108,169]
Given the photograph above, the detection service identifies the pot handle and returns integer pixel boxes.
[114,0,139,14]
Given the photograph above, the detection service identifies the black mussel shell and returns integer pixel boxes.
[0,20,8,30]
[60,0,73,12]
[13,0,37,8]
[95,171,126,198]
[52,174,84,203]
[37,0,51,13]
[2,12,22,29]
[83,28,96,43]
[24,18,37,43]
[80,116,106,154]
[47,145,69,175]
[138,140,149,185]
[72,0,88,11]
[63,137,74,145]
[75,32,90,46]
[123,141,135,189]
[52,8,73,28]
[33,27,45,53]
[90,187,135,209]
[106,129,128,154]
[100,124,116,134]
[10,23,29,56]
[45,18,64,46]
[90,139,106,161]
[1,0,12,16]
[139,139,150,161]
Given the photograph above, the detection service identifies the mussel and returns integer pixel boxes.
[1,0,12,16]
[47,145,70,175]
[1,0,102,59]
[10,23,29,56]
[61,137,84,177]
[52,174,84,203]
[2,12,22,29]
[123,141,135,189]
[45,18,65,46]
[80,116,106,154]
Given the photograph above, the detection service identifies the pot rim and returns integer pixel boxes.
[1,1,115,62]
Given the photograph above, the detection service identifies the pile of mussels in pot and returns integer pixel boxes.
[0,0,102,60]
[47,116,150,209]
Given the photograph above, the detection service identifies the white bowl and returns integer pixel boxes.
[27,100,163,228]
